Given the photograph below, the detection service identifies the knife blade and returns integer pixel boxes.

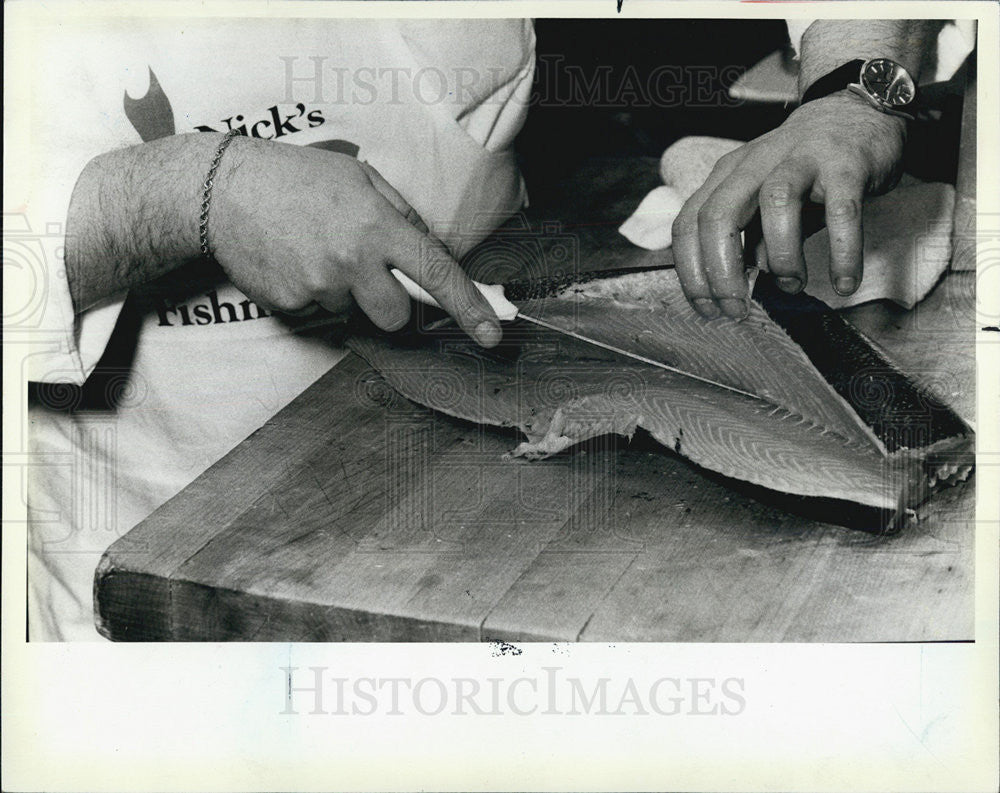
[390,268,760,401]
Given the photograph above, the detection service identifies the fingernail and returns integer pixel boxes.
[834,276,857,295]
[776,276,802,294]
[693,299,721,319]
[474,320,501,348]
[719,298,748,320]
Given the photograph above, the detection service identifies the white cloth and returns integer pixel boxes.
[799,179,954,310]
[17,17,535,640]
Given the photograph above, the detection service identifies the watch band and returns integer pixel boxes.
[800,59,865,104]
[801,58,920,121]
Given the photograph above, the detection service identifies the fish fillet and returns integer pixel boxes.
[347,269,972,512]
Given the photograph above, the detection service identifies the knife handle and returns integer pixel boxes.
[390,268,520,322]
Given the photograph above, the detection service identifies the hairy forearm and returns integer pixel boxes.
[798,19,943,98]
[65,132,238,313]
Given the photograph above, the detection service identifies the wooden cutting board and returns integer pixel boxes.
[94,158,976,642]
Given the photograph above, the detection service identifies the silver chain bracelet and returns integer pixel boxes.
[199,129,242,258]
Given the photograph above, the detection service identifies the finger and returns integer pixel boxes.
[359,161,430,234]
[672,200,719,319]
[697,173,764,319]
[383,216,502,348]
[671,153,744,319]
[819,170,865,295]
[759,159,816,294]
[346,261,412,332]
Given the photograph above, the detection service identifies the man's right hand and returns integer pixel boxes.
[65,133,502,348]
[211,138,501,346]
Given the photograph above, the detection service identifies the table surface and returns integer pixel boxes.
[95,157,977,642]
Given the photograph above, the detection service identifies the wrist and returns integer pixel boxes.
[198,130,243,260]
[801,57,920,124]
[65,133,247,312]
[830,88,907,138]
[797,20,935,93]
[117,132,244,271]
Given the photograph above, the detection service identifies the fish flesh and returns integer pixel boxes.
[347,269,973,512]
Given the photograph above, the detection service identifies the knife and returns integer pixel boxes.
[390,268,760,400]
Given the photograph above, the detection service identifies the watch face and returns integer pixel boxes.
[861,58,915,106]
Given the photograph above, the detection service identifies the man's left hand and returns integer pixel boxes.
[671,91,906,320]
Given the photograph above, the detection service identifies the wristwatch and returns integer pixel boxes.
[801,58,919,121]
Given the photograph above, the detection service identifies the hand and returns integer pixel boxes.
[211,138,502,347]
[671,91,906,319]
